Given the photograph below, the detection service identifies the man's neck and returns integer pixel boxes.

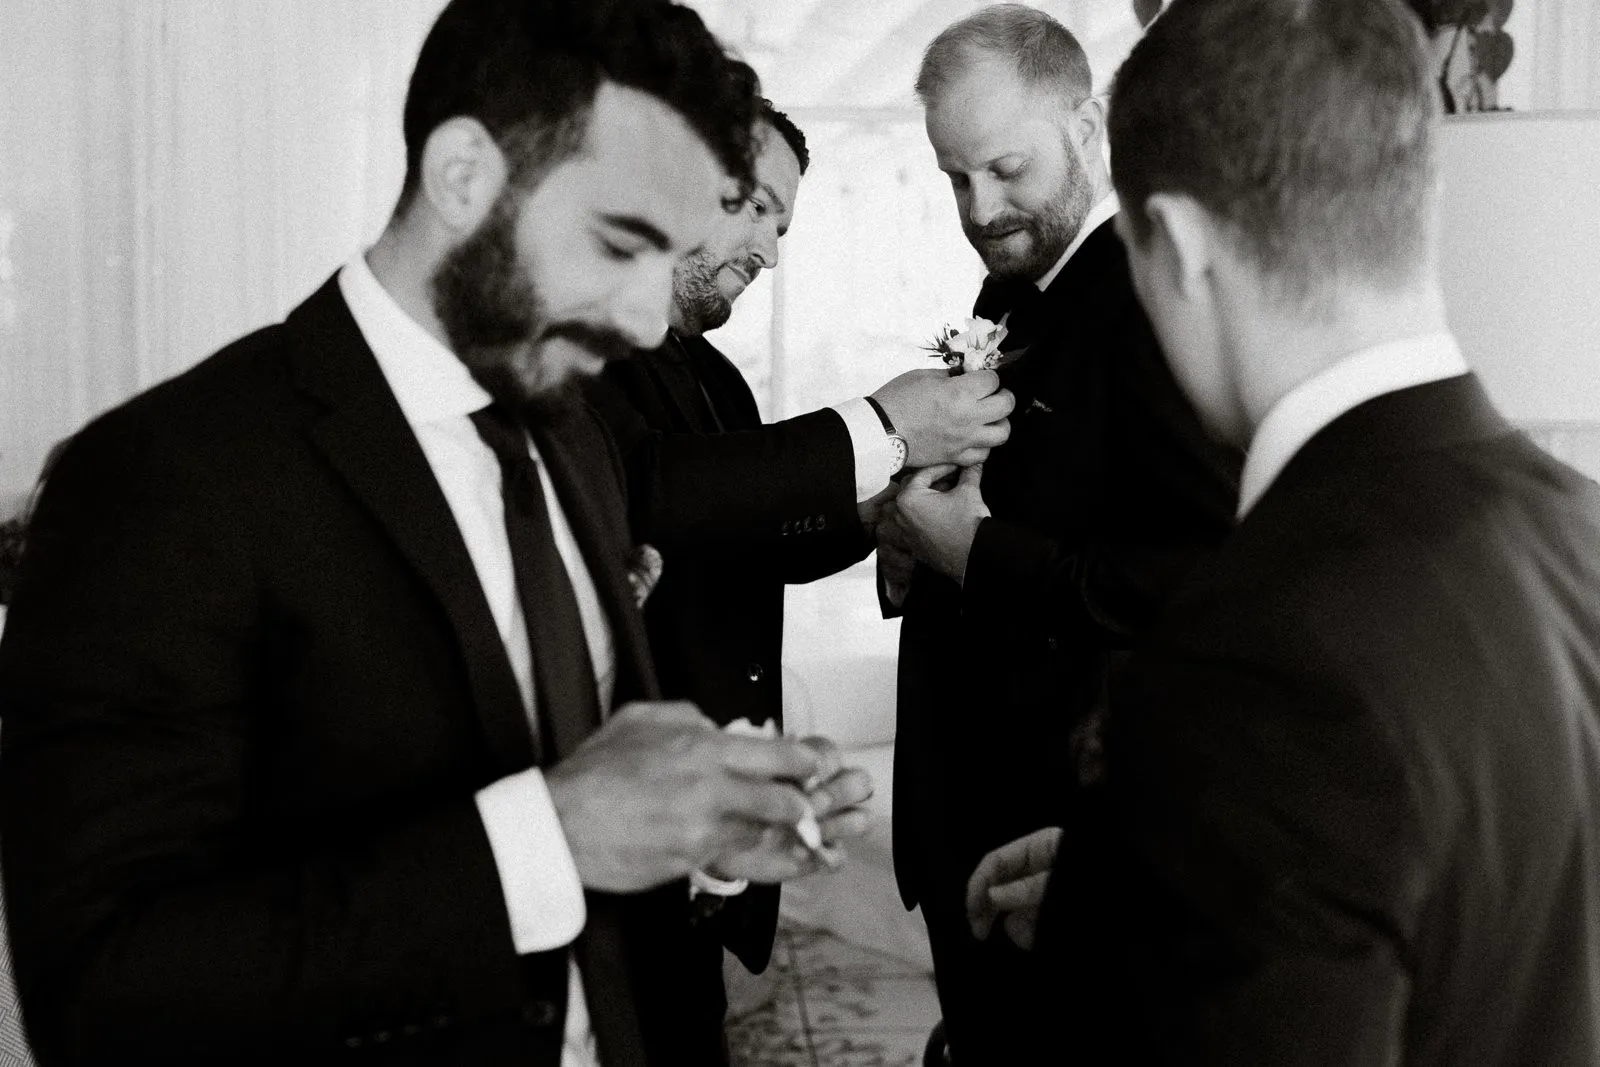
[1034,184,1118,291]
[366,225,454,350]
[1235,282,1452,437]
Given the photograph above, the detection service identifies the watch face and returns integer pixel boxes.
[889,434,909,474]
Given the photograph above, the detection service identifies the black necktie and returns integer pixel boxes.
[470,402,601,763]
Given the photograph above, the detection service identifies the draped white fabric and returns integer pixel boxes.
[2,0,1597,504]
[0,0,447,502]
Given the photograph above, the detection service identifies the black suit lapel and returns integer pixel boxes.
[685,335,762,430]
[524,411,658,709]
[286,277,539,774]
[648,333,720,433]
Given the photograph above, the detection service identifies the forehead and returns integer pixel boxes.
[541,82,725,249]
[924,59,1064,167]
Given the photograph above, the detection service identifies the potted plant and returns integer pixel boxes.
[1408,0,1515,113]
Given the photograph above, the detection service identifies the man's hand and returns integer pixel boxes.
[712,741,875,884]
[876,509,916,608]
[870,368,1013,468]
[545,701,832,893]
[856,480,900,538]
[880,463,989,584]
[966,826,1064,951]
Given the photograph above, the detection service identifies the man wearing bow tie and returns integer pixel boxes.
[875,6,1240,1062]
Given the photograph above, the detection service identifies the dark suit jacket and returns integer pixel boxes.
[0,278,708,1066]
[892,218,1241,908]
[1038,374,1600,1064]
[582,331,871,971]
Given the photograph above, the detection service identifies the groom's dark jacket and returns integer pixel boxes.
[1038,374,1600,1064]
[891,217,1241,908]
[582,330,872,973]
[0,277,707,1066]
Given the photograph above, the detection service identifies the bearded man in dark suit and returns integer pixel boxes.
[0,4,868,1065]
[580,100,1018,1049]
[874,6,1242,1061]
[967,1,1600,1062]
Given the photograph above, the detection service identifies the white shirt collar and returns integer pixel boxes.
[1035,192,1121,292]
[337,253,493,425]
[1236,332,1470,520]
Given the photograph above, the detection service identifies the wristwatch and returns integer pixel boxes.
[863,396,909,477]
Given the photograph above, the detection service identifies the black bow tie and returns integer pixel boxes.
[973,274,1048,354]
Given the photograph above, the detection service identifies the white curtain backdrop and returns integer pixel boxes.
[2,0,1596,503]
[0,0,447,502]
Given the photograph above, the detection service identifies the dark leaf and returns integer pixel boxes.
[1476,30,1514,81]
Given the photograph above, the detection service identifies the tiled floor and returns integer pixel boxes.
[728,921,939,1067]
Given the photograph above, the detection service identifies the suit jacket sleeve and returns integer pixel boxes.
[961,313,1239,645]
[1035,640,1427,1064]
[581,363,869,574]
[0,419,536,1061]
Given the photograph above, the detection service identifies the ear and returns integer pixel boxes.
[1141,191,1215,304]
[1071,95,1107,156]
[417,117,508,235]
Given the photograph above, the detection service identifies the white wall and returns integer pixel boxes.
[1437,111,1600,476]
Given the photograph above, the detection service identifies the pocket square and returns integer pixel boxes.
[626,543,663,608]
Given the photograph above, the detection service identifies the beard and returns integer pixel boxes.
[432,189,632,414]
[670,247,737,336]
[965,143,1095,282]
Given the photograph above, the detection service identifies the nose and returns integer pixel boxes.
[606,264,672,350]
[749,226,779,271]
[965,176,1005,229]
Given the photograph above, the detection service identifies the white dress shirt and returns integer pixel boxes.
[1237,332,1470,519]
[339,256,604,1067]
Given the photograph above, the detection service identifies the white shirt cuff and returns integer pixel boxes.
[831,397,894,503]
[475,768,587,955]
[689,868,751,898]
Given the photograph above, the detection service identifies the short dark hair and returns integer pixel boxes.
[1110,0,1439,305]
[760,99,809,175]
[914,5,1092,110]
[397,0,761,214]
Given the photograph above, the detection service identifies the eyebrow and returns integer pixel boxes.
[757,182,787,218]
[938,157,1023,178]
[597,213,672,251]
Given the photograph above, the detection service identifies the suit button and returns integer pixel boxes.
[747,662,765,683]
[430,1014,452,1030]
[780,521,791,536]
[802,516,814,532]
[344,1036,365,1049]
[1046,636,1060,653]
[523,999,559,1027]
[402,1023,422,1038]
[816,514,827,530]
[373,1030,392,1044]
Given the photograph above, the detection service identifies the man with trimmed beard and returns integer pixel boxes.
[967,1,1600,1061]
[581,101,1018,1053]
[0,3,869,1065]
[876,5,1240,1061]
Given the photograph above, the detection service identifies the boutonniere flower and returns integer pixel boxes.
[626,543,663,608]
[923,316,1009,376]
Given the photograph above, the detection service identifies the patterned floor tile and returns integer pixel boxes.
[798,974,941,1033]
[785,921,931,979]
[807,1028,925,1067]
[727,976,815,1067]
